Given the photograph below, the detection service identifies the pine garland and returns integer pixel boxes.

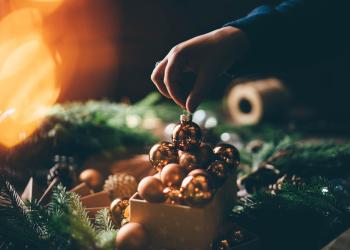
[233,177,350,250]
[0,181,117,250]
[0,93,179,185]
[0,179,49,249]
[266,141,350,178]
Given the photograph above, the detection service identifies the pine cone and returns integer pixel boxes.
[103,173,138,199]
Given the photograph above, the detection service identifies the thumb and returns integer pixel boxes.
[186,67,215,113]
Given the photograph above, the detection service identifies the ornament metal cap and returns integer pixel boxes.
[180,113,192,122]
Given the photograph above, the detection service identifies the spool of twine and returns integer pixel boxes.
[226,78,290,125]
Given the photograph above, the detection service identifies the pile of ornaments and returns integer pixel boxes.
[138,114,240,207]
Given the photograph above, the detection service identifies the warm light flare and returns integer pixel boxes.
[11,0,64,16]
[0,9,60,148]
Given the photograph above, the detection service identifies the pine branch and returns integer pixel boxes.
[0,178,48,249]
[47,184,98,250]
[25,201,51,240]
[95,208,115,233]
[48,184,72,217]
[0,181,117,250]
[266,142,350,178]
[233,177,350,250]
[95,209,118,250]
[96,230,117,250]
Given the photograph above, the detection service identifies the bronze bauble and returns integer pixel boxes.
[79,169,103,189]
[116,223,149,250]
[110,198,129,226]
[163,186,185,205]
[153,172,161,180]
[137,176,165,203]
[207,161,228,187]
[172,114,202,151]
[149,141,178,172]
[213,143,240,169]
[160,163,186,187]
[178,150,186,159]
[188,169,210,177]
[181,174,213,207]
[179,152,201,173]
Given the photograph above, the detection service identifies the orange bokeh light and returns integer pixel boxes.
[0,9,60,148]
[11,0,64,16]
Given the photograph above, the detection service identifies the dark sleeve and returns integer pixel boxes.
[224,0,349,67]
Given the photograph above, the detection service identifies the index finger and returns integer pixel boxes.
[164,52,187,109]
[151,59,171,98]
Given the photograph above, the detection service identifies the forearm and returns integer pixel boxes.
[225,0,349,66]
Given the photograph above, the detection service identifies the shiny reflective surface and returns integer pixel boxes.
[149,141,178,172]
[207,160,228,187]
[137,176,165,203]
[213,143,240,169]
[160,163,186,187]
[181,174,213,207]
[110,198,129,226]
[172,118,202,151]
[179,152,200,173]
[163,186,184,205]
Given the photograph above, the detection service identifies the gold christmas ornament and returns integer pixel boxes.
[181,173,213,207]
[172,114,202,151]
[178,149,186,158]
[217,239,230,250]
[153,172,161,180]
[160,163,186,187]
[110,198,129,227]
[103,173,138,199]
[137,176,166,203]
[213,143,240,169]
[163,186,185,205]
[179,152,201,173]
[123,204,130,219]
[207,161,228,187]
[115,222,149,250]
[188,168,210,177]
[79,169,103,190]
[121,218,129,227]
[149,141,178,172]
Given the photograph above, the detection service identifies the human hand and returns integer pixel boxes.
[151,26,250,112]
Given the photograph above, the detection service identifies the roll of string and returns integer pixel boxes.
[226,78,290,125]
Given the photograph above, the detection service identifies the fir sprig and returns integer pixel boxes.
[95,209,118,250]
[0,182,117,250]
[233,177,350,250]
[47,185,98,250]
[266,142,350,178]
[95,208,115,233]
[0,178,48,249]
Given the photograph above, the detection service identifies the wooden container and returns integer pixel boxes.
[130,176,236,250]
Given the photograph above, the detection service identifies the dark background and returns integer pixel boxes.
[7,0,348,120]
[42,0,261,101]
